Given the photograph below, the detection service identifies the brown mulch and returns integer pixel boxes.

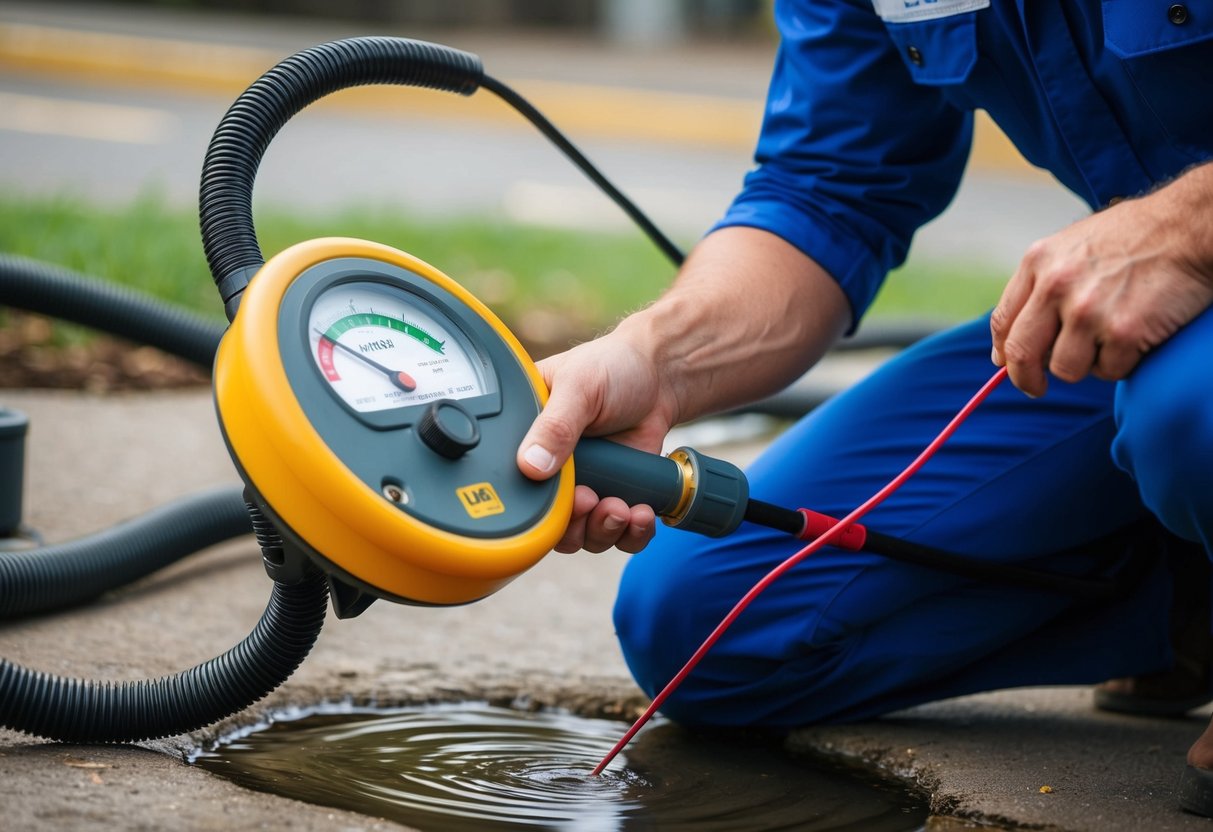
[0,312,577,393]
[0,314,210,393]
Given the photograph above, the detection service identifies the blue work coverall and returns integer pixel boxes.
[613,0,1213,727]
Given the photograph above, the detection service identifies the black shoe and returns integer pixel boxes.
[1095,533,1211,717]
[1179,766,1213,817]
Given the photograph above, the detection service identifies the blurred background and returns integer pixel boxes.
[0,0,1087,393]
[119,0,774,43]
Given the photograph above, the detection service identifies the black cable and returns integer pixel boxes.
[478,75,685,267]
[743,498,805,536]
[860,527,1137,601]
[744,497,1152,601]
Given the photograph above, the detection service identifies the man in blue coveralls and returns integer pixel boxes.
[516,0,1213,813]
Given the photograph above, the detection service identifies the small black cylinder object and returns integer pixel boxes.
[418,399,481,459]
[0,409,28,537]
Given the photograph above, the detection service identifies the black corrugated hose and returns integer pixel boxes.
[199,36,683,318]
[0,487,250,619]
[200,37,486,315]
[0,253,224,369]
[0,570,328,743]
[0,486,330,742]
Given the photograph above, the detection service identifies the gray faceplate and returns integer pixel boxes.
[276,258,557,539]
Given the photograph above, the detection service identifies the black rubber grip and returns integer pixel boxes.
[573,438,684,515]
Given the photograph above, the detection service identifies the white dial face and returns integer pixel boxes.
[308,282,488,413]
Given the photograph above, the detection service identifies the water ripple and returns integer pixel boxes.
[194,703,925,831]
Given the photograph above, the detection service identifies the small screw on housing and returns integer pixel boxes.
[382,483,408,504]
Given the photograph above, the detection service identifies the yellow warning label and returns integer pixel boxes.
[456,482,505,519]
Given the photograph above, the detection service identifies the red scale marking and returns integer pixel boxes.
[317,337,340,381]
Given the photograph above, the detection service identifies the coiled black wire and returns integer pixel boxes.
[0,570,328,743]
[0,254,224,369]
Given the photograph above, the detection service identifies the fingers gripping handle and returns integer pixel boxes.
[572,439,749,538]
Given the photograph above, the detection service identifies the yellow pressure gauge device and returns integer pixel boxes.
[200,37,750,618]
[215,238,575,609]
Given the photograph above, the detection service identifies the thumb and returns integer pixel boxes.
[517,389,592,481]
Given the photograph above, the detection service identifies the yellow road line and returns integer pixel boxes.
[0,21,1038,173]
[0,89,177,143]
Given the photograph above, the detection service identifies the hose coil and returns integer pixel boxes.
[0,571,327,743]
[200,37,484,308]
[0,487,249,619]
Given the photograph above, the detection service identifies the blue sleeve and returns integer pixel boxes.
[713,0,973,328]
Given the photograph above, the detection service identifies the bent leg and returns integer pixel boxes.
[1112,307,1213,784]
[614,315,1173,728]
[1113,304,1213,552]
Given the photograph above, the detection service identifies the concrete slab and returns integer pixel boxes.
[0,389,641,831]
[789,689,1213,832]
[2,388,1209,831]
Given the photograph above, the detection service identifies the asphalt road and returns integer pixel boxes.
[0,0,1089,269]
[0,70,753,243]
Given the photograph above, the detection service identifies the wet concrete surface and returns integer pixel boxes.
[2,388,1211,831]
[0,388,643,830]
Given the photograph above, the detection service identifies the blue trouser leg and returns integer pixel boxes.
[612,311,1210,729]
[1112,305,1213,553]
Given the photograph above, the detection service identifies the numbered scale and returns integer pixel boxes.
[214,238,574,609]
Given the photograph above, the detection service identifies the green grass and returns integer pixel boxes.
[870,259,1005,322]
[0,191,1006,350]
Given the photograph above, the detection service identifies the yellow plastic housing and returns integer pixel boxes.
[213,237,574,605]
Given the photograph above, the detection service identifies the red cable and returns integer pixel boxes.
[592,366,1009,775]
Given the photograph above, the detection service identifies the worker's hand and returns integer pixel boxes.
[516,325,679,554]
[515,227,852,555]
[991,164,1213,397]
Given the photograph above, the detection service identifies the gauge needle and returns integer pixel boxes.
[315,330,417,392]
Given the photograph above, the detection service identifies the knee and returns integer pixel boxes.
[612,529,723,701]
[1114,359,1213,540]
[612,527,859,727]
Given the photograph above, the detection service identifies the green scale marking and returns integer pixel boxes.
[325,313,445,354]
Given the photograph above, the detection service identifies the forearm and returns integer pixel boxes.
[613,226,852,424]
[1155,161,1213,274]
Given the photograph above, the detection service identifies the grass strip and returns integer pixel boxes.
[0,191,1006,352]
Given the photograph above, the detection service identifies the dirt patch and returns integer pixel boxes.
[1,313,210,392]
[0,312,575,393]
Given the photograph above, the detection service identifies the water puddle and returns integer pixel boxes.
[193,702,926,831]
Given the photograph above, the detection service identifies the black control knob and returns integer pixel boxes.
[417,399,480,459]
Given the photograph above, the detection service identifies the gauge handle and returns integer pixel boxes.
[572,439,749,538]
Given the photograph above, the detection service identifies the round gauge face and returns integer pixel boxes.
[307,282,489,413]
